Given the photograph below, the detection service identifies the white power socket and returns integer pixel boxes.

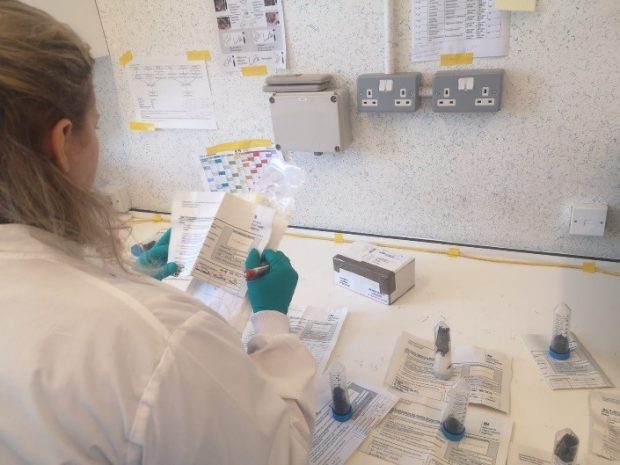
[569,204,607,236]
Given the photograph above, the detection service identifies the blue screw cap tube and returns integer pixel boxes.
[329,362,353,422]
[549,303,572,360]
[440,378,469,441]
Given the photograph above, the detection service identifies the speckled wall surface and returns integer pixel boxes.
[93,0,619,259]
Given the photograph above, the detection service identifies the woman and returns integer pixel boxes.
[0,2,315,464]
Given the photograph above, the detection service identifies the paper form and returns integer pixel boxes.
[168,191,225,278]
[308,382,398,465]
[192,193,275,297]
[186,278,251,332]
[384,332,512,413]
[590,391,620,461]
[126,56,217,129]
[411,0,511,62]
[522,333,613,390]
[242,306,348,374]
[362,397,513,465]
[212,0,287,72]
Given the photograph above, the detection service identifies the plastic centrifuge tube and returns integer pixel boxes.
[329,361,353,422]
[433,321,453,380]
[440,378,470,441]
[549,303,572,360]
[553,428,579,465]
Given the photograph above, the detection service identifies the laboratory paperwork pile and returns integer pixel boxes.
[159,190,617,465]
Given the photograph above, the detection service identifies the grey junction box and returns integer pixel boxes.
[268,89,352,153]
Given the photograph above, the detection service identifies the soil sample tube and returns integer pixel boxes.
[433,321,453,380]
[553,429,579,465]
[440,378,470,441]
[549,303,572,360]
[329,361,352,422]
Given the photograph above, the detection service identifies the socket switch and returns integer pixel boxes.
[432,69,504,113]
[357,72,421,113]
[569,204,607,236]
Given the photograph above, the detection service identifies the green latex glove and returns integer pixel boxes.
[245,248,298,314]
[136,228,178,280]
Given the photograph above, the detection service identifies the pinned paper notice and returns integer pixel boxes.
[496,0,536,11]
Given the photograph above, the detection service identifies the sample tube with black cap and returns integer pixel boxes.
[553,428,579,465]
[549,303,572,360]
[329,362,353,422]
[440,378,470,441]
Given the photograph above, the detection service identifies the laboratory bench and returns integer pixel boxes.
[128,215,620,465]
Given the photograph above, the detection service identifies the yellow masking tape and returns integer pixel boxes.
[206,139,273,155]
[241,65,269,77]
[129,121,156,132]
[119,50,134,66]
[440,53,474,66]
[447,247,461,257]
[186,50,212,61]
[495,0,536,11]
[334,233,345,244]
[582,261,597,273]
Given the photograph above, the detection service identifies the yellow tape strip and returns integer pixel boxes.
[119,50,134,66]
[440,53,474,66]
[447,247,461,257]
[129,121,156,132]
[334,233,345,244]
[582,261,597,273]
[186,50,212,61]
[206,139,273,155]
[241,65,269,76]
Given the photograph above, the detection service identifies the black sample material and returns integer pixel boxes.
[436,326,450,355]
[550,334,569,354]
[554,433,579,463]
[332,387,351,415]
[442,415,464,435]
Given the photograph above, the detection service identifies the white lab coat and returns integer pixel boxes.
[0,224,316,465]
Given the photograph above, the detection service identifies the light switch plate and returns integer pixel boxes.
[569,204,607,236]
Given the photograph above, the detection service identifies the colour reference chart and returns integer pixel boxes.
[199,143,283,193]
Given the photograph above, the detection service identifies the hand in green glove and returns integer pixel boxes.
[136,228,178,280]
[245,248,298,314]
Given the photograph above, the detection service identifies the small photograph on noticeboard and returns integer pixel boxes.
[214,0,227,12]
[217,16,232,30]
[265,11,279,25]
[264,0,277,6]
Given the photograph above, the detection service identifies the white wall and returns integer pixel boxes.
[93,0,620,259]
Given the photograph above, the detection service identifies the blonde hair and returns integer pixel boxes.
[0,0,124,264]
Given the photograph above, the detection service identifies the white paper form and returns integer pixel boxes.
[411,0,510,62]
[127,56,217,129]
[192,193,275,297]
[507,444,553,465]
[309,382,398,465]
[362,396,513,465]
[590,391,620,460]
[242,305,348,374]
[523,334,613,390]
[384,332,512,413]
[168,191,224,278]
[212,0,287,72]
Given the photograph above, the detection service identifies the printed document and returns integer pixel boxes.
[362,396,513,465]
[127,55,217,129]
[523,334,613,390]
[212,0,287,72]
[590,391,620,460]
[509,444,620,465]
[411,0,510,62]
[384,332,512,413]
[309,382,398,465]
[243,305,347,374]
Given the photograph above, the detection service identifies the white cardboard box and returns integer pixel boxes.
[333,243,415,305]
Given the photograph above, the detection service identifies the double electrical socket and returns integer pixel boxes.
[432,69,504,113]
[357,72,421,113]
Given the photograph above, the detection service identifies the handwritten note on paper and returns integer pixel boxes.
[411,0,511,62]
[192,193,275,297]
[212,0,287,73]
[126,55,217,129]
